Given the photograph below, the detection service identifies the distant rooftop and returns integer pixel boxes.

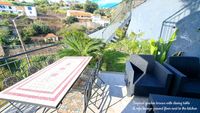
[45,33,58,38]
[0,1,12,6]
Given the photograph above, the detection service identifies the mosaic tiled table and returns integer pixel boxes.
[0,56,92,112]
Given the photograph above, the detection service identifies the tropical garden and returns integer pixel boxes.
[57,28,178,72]
[0,0,178,92]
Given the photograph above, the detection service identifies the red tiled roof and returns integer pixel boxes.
[45,33,58,38]
[0,1,12,6]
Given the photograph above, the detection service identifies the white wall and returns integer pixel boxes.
[24,6,37,17]
[127,0,200,57]
[92,15,110,26]
[127,0,186,40]
[0,5,18,14]
[168,11,200,58]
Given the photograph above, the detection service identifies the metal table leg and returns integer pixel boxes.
[9,101,23,113]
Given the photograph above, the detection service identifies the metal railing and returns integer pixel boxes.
[101,0,146,42]
[0,44,62,91]
[159,0,200,41]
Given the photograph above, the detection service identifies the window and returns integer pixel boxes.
[28,6,32,10]
[8,6,12,9]
[0,5,5,9]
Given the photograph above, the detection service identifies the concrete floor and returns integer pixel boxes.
[0,72,148,113]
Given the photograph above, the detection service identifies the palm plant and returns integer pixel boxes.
[150,29,178,63]
[60,30,105,59]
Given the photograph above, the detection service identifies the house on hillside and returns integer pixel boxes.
[44,33,60,43]
[67,10,93,22]
[31,33,61,43]
[92,15,110,27]
[0,1,18,14]
[24,6,37,18]
[0,1,37,19]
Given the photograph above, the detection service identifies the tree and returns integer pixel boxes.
[59,30,105,59]
[115,28,126,40]
[94,9,106,16]
[84,0,98,13]
[57,25,87,37]
[0,19,9,26]
[63,16,79,25]
[21,21,52,43]
[32,21,52,34]
[0,29,11,45]
[70,4,83,10]
[34,0,49,5]
[21,26,36,43]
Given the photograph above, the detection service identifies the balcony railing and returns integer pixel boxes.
[159,0,200,41]
[100,0,146,42]
[0,44,62,92]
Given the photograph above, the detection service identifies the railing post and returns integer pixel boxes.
[5,59,12,74]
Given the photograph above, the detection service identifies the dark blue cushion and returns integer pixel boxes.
[169,57,199,79]
[181,79,200,97]
[136,74,164,87]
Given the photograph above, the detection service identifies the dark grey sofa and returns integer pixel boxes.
[125,54,173,97]
[163,56,200,98]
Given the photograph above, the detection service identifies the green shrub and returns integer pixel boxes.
[150,30,178,63]
[101,50,129,72]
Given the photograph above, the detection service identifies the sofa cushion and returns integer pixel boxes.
[180,79,200,98]
[136,74,164,87]
[134,74,167,96]
[169,57,199,79]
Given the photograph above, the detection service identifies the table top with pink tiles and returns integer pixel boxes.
[0,56,92,108]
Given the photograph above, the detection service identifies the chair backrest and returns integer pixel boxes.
[83,79,92,113]
[129,54,155,73]
[28,66,38,75]
[3,76,19,89]
[168,56,200,78]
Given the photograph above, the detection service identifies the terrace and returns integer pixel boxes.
[0,45,149,113]
[0,0,200,113]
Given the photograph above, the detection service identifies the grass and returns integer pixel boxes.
[101,50,129,72]
[0,100,7,108]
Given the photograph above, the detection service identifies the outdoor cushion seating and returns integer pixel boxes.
[125,54,172,97]
[163,56,200,98]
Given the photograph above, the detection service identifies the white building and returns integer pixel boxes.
[92,15,110,27]
[0,1,37,18]
[0,1,18,14]
[24,6,37,18]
